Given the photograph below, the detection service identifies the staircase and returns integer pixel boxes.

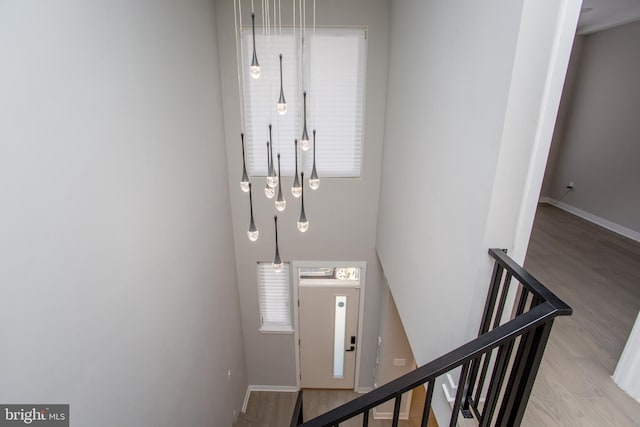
[289,249,572,427]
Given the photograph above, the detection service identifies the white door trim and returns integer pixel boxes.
[293,260,367,391]
[512,0,582,265]
[614,310,640,400]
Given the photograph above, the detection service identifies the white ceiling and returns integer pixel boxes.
[578,0,640,34]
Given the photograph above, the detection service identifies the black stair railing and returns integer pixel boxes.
[290,248,572,427]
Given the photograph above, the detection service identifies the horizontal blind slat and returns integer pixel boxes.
[242,29,365,178]
[257,263,291,329]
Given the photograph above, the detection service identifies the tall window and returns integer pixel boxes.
[257,262,292,332]
[242,28,367,177]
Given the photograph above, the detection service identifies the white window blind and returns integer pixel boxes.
[257,262,292,332]
[242,28,366,178]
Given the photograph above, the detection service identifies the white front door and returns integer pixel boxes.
[299,286,360,389]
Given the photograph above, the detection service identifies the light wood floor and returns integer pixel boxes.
[522,206,640,426]
[243,386,438,427]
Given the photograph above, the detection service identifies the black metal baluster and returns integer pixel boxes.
[479,339,515,427]
[480,261,505,334]
[493,273,513,329]
[461,357,479,419]
[362,409,369,426]
[474,349,492,407]
[392,395,402,426]
[503,322,554,427]
[495,327,535,426]
[449,362,471,427]
[421,380,435,427]
[531,294,542,308]
[466,260,505,415]
[515,288,529,316]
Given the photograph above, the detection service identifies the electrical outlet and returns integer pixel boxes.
[227,370,232,381]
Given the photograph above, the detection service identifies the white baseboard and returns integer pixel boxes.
[242,385,299,413]
[539,198,640,243]
[248,384,299,392]
[355,387,373,394]
[538,196,555,205]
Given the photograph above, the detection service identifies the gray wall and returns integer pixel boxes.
[0,1,247,425]
[377,0,523,417]
[215,0,389,388]
[377,0,580,423]
[541,36,584,198]
[542,20,640,234]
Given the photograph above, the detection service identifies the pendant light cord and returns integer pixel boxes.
[233,0,246,132]
[273,0,284,173]
[293,0,297,145]
[303,0,307,97]
[277,0,282,157]
[312,0,316,129]
[300,0,304,96]
[299,0,304,170]
[279,0,282,36]
[273,0,280,156]
[264,0,271,128]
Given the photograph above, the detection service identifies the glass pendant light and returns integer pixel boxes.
[275,154,286,211]
[277,54,287,115]
[297,172,309,232]
[266,139,275,188]
[249,13,261,79]
[240,133,250,192]
[267,125,278,188]
[291,140,301,197]
[264,142,275,199]
[273,216,283,272]
[309,129,320,190]
[247,182,259,241]
[300,92,311,151]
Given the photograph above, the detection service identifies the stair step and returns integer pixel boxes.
[233,412,269,427]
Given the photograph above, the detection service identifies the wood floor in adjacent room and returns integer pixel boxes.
[522,205,640,426]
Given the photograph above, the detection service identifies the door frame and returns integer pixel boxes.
[293,260,367,391]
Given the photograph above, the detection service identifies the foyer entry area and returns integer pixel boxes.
[235,388,437,427]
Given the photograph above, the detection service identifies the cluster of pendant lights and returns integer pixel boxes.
[238,4,320,272]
